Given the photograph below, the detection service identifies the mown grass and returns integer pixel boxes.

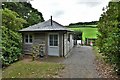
[2,60,64,78]
[69,27,98,41]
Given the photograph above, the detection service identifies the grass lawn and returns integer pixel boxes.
[70,27,98,41]
[2,59,64,78]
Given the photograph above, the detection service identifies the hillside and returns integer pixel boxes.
[68,21,98,27]
[67,21,98,41]
[69,25,98,41]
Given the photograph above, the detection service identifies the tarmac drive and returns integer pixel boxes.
[60,46,99,78]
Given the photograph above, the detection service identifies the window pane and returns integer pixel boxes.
[54,35,58,41]
[68,34,70,42]
[30,35,32,39]
[29,38,32,43]
[29,35,33,43]
[25,39,28,43]
[50,37,53,42]
[49,34,58,46]
[49,35,53,46]
[25,35,28,43]
[50,41,53,46]
[54,35,58,46]
[54,41,58,46]
[50,35,53,40]
[25,35,28,38]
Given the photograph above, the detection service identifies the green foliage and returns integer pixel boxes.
[2,2,44,27]
[72,30,82,40]
[96,2,120,73]
[1,2,45,66]
[70,27,98,41]
[2,8,26,31]
[69,21,98,27]
[68,24,97,28]
[1,8,26,66]
[1,26,22,66]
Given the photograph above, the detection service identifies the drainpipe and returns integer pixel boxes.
[63,33,64,57]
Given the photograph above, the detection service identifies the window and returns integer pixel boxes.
[24,34,33,43]
[49,34,58,46]
[68,34,70,42]
[29,35,33,43]
[25,35,28,43]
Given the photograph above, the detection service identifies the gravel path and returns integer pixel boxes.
[60,45,99,78]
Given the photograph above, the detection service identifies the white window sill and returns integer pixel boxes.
[49,46,58,47]
[24,43,33,44]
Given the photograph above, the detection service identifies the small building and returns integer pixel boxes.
[19,17,74,57]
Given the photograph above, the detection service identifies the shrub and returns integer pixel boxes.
[96,2,120,73]
[1,26,22,66]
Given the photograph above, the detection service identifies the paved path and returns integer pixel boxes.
[60,45,99,78]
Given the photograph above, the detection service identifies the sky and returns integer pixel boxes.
[30,0,111,25]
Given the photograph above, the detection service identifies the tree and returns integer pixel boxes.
[1,26,22,66]
[96,1,120,73]
[73,31,82,40]
[2,2,44,27]
[1,9,26,66]
[2,8,26,31]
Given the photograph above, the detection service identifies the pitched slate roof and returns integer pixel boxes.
[19,19,72,32]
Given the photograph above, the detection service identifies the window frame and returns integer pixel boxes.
[48,33,59,47]
[24,34,33,44]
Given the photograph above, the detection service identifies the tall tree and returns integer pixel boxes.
[1,2,45,66]
[2,8,26,31]
[96,1,120,73]
[2,2,44,27]
[1,9,26,66]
